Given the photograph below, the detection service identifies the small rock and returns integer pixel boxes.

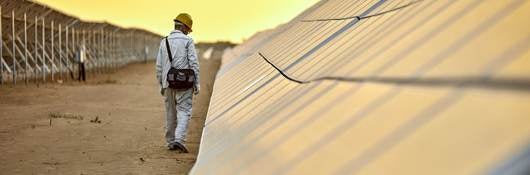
[90,116,102,124]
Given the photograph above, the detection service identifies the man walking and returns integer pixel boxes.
[77,43,86,82]
[156,13,200,152]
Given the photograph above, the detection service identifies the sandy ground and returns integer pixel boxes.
[0,56,221,174]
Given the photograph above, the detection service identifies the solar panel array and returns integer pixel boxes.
[0,1,160,85]
[191,0,530,174]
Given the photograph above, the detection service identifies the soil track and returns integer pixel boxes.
[0,56,220,174]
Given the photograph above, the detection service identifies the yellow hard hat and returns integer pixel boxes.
[174,13,193,32]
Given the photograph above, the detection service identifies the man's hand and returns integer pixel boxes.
[160,88,165,96]
[193,85,200,95]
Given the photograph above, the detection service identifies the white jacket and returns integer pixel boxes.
[156,30,200,93]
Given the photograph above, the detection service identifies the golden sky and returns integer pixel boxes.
[34,0,319,43]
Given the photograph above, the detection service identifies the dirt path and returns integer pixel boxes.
[0,56,220,174]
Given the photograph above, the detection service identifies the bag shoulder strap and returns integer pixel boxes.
[166,36,193,69]
[165,37,173,63]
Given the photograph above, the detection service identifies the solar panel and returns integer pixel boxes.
[191,0,530,174]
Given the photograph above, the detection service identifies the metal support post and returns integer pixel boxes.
[102,31,106,72]
[24,13,28,84]
[33,16,37,82]
[12,10,16,85]
[65,26,68,81]
[42,18,45,82]
[0,6,3,85]
[71,27,75,79]
[51,21,54,81]
[59,24,62,80]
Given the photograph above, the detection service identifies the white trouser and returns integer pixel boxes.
[164,88,193,145]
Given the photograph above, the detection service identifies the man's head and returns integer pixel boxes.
[174,13,193,35]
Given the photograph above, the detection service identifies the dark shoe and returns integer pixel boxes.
[168,144,179,151]
[174,142,189,153]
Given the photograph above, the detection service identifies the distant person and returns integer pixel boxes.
[76,44,86,82]
[156,13,200,153]
[144,46,149,63]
